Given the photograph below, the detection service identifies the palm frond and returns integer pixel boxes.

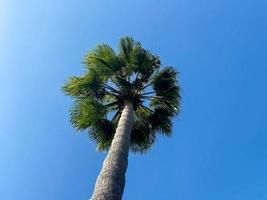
[149,106,173,136]
[62,71,106,99]
[130,108,155,153]
[90,119,115,151]
[151,67,181,115]
[69,98,108,131]
[129,43,160,83]
[84,44,123,78]
[119,37,135,61]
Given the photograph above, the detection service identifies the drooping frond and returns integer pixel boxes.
[151,67,181,114]
[149,106,173,135]
[130,108,155,153]
[90,119,115,151]
[148,67,181,136]
[62,37,181,153]
[69,98,108,131]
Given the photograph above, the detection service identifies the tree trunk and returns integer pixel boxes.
[90,102,133,200]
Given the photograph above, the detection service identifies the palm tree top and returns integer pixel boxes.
[62,37,181,153]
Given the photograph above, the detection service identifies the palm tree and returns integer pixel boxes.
[62,37,181,200]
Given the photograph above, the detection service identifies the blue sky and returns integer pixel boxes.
[1,0,267,199]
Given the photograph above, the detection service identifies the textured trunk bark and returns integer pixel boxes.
[90,102,133,200]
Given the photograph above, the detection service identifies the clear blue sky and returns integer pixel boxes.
[1,0,267,199]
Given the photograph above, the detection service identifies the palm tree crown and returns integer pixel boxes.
[63,37,181,153]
